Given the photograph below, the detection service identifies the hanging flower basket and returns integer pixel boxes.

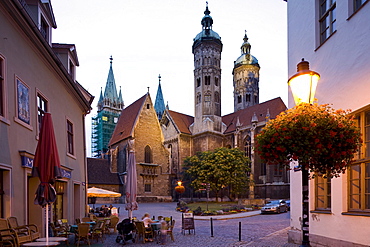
[255,103,362,178]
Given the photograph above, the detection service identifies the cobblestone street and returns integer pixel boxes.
[69,202,299,247]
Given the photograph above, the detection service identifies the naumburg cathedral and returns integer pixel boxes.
[97,4,289,202]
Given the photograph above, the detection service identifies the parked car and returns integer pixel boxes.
[286,200,290,211]
[260,200,288,214]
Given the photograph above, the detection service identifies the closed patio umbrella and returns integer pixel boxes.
[125,139,138,219]
[32,113,62,243]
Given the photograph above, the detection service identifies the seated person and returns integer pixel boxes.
[142,213,155,241]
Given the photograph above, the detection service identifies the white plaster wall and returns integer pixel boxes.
[288,1,370,245]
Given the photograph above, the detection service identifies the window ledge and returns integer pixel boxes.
[0,116,10,125]
[342,212,370,217]
[311,210,331,214]
[139,163,159,167]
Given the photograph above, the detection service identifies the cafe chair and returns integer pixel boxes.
[50,222,71,243]
[81,217,91,223]
[106,216,119,234]
[75,218,81,224]
[75,223,91,247]
[0,220,17,247]
[134,221,152,243]
[7,216,40,241]
[91,220,105,243]
[166,220,175,242]
[0,218,30,246]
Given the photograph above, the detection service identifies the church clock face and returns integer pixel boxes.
[114,117,118,123]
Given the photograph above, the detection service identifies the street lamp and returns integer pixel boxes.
[288,58,320,105]
[288,58,320,247]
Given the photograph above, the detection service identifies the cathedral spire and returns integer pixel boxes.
[154,74,165,120]
[103,56,119,103]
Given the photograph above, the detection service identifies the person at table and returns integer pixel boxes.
[142,213,155,227]
[142,213,154,241]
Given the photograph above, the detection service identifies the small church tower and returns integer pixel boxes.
[91,56,124,157]
[233,31,260,112]
[154,74,165,120]
[192,3,223,135]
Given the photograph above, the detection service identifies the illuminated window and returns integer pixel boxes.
[348,163,370,211]
[102,116,108,121]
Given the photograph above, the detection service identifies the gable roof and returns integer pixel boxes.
[108,93,147,146]
[222,97,287,134]
[167,110,194,134]
[87,158,121,185]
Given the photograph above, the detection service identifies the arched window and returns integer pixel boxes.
[144,145,152,163]
[215,77,219,86]
[205,76,211,85]
[214,92,220,103]
[237,95,242,103]
[246,94,251,102]
[197,78,201,87]
[197,93,201,104]
[244,135,251,159]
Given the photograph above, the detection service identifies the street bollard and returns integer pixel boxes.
[210,217,214,237]
[239,222,242,241]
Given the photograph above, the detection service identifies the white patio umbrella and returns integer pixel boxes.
[125,139,138,219]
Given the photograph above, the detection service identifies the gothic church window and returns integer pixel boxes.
[214,92,220,103]
[237,95,242,104]
[244,136,251,159]
[196,93,201,104]
[204,94,211,102]
[215,77,219,86]
[246,94,251,102]
[254,95,258,104]
[205,76,211,85]
[197,78,201,87]
[144,145,153,163]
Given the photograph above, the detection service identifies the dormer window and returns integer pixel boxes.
[40,16,49,42]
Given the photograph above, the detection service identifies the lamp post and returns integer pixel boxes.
[288,58,320,247]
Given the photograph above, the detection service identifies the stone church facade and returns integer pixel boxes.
[160,5,289,200]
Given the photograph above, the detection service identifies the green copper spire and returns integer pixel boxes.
[103,56,119,101]
[154,74,165,120]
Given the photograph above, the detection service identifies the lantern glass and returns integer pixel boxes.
[288,72,319,105]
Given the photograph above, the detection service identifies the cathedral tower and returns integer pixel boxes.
[91,56,124,157]
[192,3,223,135]
[233,31,260,112]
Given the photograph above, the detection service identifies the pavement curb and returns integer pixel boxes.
[194,210,261,220]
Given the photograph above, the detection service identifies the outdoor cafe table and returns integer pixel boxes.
[22,242,59,247]
[69,222,96,233]
[151,222,161,243]
[36,237,68,244]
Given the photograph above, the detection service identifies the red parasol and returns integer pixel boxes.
[32,113,62,240]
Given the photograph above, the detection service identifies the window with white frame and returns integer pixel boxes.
[348,109,370,212]
[315,175,331,211]
[67,119,74,155]
[319,0,337,45]
[354,0,368,12]
[37,93,47,132]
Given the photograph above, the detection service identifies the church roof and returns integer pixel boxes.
[87,158,121,185]
[167,110,194,135]
[108,93,148,146]
[222,97,287,134]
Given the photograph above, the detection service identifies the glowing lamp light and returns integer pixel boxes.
[288,58,320,105]
[175,181,185,194]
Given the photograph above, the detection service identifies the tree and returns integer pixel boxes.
[183,147,250,201]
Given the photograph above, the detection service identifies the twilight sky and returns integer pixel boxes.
[51,0,288,156]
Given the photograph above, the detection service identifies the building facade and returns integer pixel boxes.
[91,57,123,157]
[0,0,92,236]
[287,1,370,246]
